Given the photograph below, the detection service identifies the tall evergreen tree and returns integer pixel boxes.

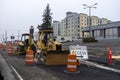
[38,4,52,30]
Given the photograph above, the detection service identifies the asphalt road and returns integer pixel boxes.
[0,47,120,79]
[0,39,120,80]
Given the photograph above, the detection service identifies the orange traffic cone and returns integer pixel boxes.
[64,50,80,74]
[8,43,13,55]
[107,47,113,65]
[25,49,34,65]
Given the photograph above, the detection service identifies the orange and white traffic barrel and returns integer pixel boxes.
[67,54,77,72]
[2,43,6,51]
[64,53,80,74]
[25,50,34,65]
[8,44,13,55]
[8,48,12,55]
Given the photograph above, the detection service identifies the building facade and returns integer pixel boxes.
[101,18,109,25]
[60,18,67,36]
[79,13,88,38]
[52,21,61,37]
[66,12,79,40]
[52,11,111,39]
[91,16,99,26]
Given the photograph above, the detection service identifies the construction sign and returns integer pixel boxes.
[69,45,88,60]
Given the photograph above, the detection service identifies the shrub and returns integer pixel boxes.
[61,37,65,40]
[82,37,98,43]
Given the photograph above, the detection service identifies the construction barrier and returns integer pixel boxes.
[106,47,113,65]
[0,43,2,48]
[8,43,13,49]
[25,50,34,65]
[8,49,12,55]
[2,43,6,51]
[64,53,80,73]
[8,44,13,55]
[67,54,77,72]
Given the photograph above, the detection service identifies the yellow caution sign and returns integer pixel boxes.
[72,50,75,55]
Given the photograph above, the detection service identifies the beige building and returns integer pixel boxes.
[101,18,108,25]
[52,11,111,39]
[91,16,99,26]
[79,13,89,38]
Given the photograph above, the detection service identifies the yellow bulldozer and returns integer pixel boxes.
[14,26,69,65]
[35,30,69,65]
[14,26,36,55]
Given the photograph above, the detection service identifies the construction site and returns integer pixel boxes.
[0,26,120,80]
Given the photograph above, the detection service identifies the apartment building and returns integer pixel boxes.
[66,12,79,40]
[91,16,99,26]
[52,21,61,37]
[98,18,111,25]
[79,13,88,38]
[60,18,67,36]
[101,18,109,24]
[52,11,111,39]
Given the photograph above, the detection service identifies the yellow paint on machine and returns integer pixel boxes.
[112,56,120,60]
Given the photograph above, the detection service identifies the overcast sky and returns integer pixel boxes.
[0,0,120,41]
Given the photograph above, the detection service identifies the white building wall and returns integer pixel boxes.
[52,21,61,37]
[66,12,79,40]
[106,28,118,38]
[94,30,100,38]
[60,18,67,36]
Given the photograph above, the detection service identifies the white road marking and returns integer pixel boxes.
[11,65,23,80]
[82,60,120,73]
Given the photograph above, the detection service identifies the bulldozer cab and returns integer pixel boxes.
[14,26,36,55]
[40,30,53,46]
[37,30,62,51]
[21,33,29,47]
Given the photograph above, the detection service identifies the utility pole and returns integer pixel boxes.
[2,33,4,43]
[18,30,20,40]
[83,3,97,37]
[5,30,7,43]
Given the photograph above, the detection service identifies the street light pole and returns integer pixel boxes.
[83,3,97,37]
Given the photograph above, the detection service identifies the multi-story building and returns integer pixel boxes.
[52,11,111,39]
[60,18,67,36]
[98,18,111,25]
[52,21,61,37]
[66,12,79,40]
[101,18,108,25]
[79,13,88,38]
[91,16,99,26]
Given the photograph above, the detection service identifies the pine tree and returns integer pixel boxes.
[38,4,52,30]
